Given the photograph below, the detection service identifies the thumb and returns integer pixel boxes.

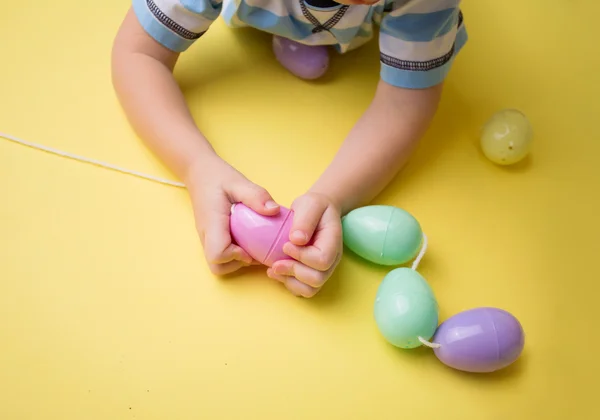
[203,213,253,265]
[228,182,280,216]
[289,195,325,246]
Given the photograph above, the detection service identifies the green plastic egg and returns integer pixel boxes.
[342,205,423,266]
[374,268,439,349]
[480,109,533,165]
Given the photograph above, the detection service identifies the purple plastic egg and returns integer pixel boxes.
[272,35,329,80]
[432,307,525,373]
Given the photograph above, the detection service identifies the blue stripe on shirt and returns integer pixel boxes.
[235,3,361,42]
[132,0,198,52]
[381,59,453,89]
[131,0,468,89]
[380,8,459,42]
[180,0,222,22]
[380,24,467,89]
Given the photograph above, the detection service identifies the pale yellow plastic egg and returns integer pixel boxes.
[480,109,533,165]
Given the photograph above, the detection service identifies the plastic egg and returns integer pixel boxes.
[272,35,329,80]
[432,307,525,373]
[374,268,439,349]
[229,203,294,267]
[480,109,533,165]
[342,205,423,266]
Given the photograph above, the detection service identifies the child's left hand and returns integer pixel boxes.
[267,192,343,297]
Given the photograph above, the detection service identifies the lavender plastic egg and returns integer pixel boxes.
[432,307,525,373]
[272,35,329,80]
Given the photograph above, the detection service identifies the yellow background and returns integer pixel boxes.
[1,1,598,419]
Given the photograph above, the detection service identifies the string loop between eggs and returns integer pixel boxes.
[418,336,441,349]
[411,233,428,271]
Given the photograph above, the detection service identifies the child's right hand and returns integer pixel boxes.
[186,157,280,276]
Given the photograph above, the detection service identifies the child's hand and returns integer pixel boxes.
[268,193,343,297]
[187,158,280,275]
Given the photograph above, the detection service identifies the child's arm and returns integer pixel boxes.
[111,8,217,183]
[309,80,443,214]
[268,82,442,296]
[270,2,467,296]
[112,7,281,276]
[303,2,466,214]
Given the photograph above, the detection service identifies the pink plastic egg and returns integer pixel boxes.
[229,203,294,267]
[432,307,525,373]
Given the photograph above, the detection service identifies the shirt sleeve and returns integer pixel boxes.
[132,0,223,52]
[379,0,467,89]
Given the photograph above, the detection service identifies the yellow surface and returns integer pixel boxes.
[1,1,599,419]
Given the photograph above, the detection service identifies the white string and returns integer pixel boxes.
[412,235,438,348]
[0,131,186,188]
[418,336,441,349]
[411,233,428,271]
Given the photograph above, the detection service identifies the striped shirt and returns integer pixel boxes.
[132,0,467,89]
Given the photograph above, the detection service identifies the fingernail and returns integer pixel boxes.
[282,242,292,254]
[291,230,307,242]
[265,200,279,209]
[267,269,281,281]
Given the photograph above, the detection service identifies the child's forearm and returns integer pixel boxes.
[111,10,218,185]
[309,81,443,215]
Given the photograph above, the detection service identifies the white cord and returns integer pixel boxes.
[0,131,186,188]
[411,233,428,271]
[412,235,439,348]
[418,336,441,349]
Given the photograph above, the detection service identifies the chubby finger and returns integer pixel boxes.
[209,260,250,276]
[286,210,342,268]
[228,183,280,216]
[204,215,253,265]
[206,242,253,266]
[284,277,320,298]
[283,242,339,272]
[272,260,328,289]
[268,269,320,298]
[267,269,304,296]
[268,268,320,297]
[289,196,325,246]
[267,268,285,283]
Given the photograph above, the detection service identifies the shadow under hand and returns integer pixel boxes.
[217,264,268,281]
